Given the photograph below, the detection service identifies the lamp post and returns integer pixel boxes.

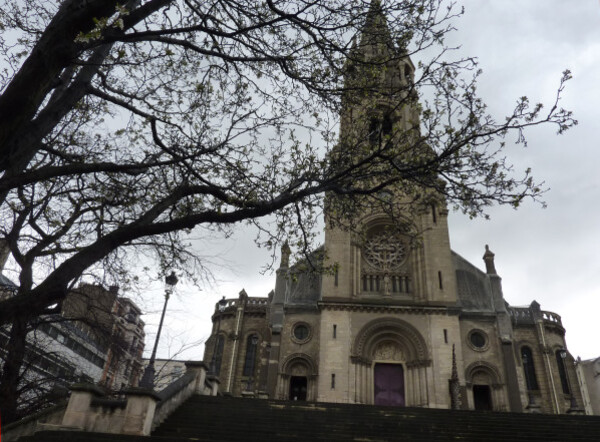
[559,349,579,411]
[139,271,178,389]
[209,296,228,375]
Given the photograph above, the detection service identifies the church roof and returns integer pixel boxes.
[0,272,17,289]
[451,250,495,312]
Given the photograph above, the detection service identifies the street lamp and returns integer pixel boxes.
[559,349,579,411]
[209,296,228,375]
[139,271,178,389]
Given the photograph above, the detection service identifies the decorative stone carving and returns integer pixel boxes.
[382,273,391,296]
[363,232,407,271]
[353,318,428,362]
[373,341,404,361]
[290,363,308,376]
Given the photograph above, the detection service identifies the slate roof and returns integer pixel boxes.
[0,272,17,289]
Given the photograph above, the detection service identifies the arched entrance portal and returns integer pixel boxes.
[352,318,431,406]
[289,376,308,401]
[374,363,405,406]
[465,361,505,411]
[279,353,317,401]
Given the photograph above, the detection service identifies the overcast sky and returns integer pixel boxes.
[144,0,600,362]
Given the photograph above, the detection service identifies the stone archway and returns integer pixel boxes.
[279,353,317,401]
[351,318,430,406]
[465,361,505,411]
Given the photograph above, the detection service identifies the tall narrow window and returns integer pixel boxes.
[521,346,539,390]
[369,118,379,145]
[381,115,393,136]
[331,373,336,389]
[214,335,225,376]
[555,350,570,394]
[243,334,259,376]
[438,271,443,290]
[333,324,337,339]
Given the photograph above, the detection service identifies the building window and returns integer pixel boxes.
[555,350,570,394]
[214,334,225,376]
[521,346,539,390]
[467,330,489,351]
[381,115,393,136]
[292,323,311,343]
[243,334,259,376]
[369,117,380,145]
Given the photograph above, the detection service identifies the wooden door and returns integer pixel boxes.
[374,363,405,406]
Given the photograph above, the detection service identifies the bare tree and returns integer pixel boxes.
[0,0,575,421]
[0,284,141,422]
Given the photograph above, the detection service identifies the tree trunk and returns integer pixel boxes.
[0,317,29,424]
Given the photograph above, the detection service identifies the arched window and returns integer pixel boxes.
[521,346,539,390]
[368,116,393,146]
[404,66,413,83]
[381,115,393,136]
[214,334,225,376]
[368,118,380,145]
[243,334,259,376]
[555,350,570,394]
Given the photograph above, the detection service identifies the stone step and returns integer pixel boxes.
[20,395,600,442]
[151,395,600,442]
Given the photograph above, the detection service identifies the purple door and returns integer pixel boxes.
[374,363,405,406]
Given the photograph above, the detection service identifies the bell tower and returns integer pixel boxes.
[322,1,457,307]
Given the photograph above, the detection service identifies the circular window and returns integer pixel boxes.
[363,232,408,271]
[468,330,489,351]
[292,323,311,343]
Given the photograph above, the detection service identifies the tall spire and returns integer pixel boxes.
[345,0,396,75]
[359,0,395,60]
[343,0,414,99]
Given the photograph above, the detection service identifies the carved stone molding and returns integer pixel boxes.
[373,341,404,361]
[465,360,503,385]
[280,352,317,376]
[353,317,428,362]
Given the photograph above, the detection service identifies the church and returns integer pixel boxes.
[202,4,583,415]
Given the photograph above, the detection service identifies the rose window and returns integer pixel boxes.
[363,233,407,271]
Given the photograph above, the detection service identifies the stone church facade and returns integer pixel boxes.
[202,5,583,415]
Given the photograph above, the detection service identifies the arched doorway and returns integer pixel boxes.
[279,353,317,401]
[351,318,430,406]
[465,361,504,411]
[289,376,308,401]
[374,363,405,406]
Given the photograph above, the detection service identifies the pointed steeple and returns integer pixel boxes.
[358,0,395,61]
[336,0,418,171]
[342,0,415,108]
[279,241,291,269]
[344,0,397,83]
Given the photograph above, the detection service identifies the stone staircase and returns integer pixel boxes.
[18,395,600,441]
